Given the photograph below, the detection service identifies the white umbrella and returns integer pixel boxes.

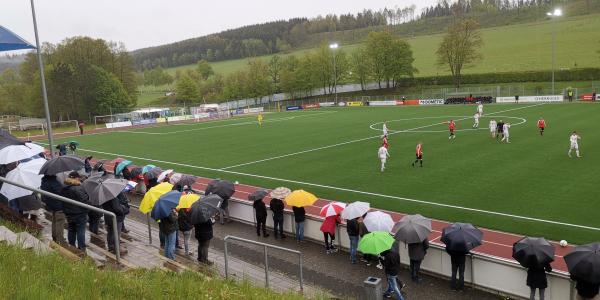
[157,169,173,182]
[341,201,370,220]
[0,143,44,164]
[0,158,45,200]
[363,211,395,232]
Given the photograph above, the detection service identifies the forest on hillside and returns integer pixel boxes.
[131,0,596,71]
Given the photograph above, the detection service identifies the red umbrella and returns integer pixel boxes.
[319,202,346,217]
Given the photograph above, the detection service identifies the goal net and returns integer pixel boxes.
[190,104,231,121]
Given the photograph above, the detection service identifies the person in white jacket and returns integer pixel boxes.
[568,131,582,158]
[378,145,390,172]
[489,119,497,138]
[382,122,388,138]
[501,123,511,143]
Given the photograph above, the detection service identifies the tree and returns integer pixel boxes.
[351,47,371,90]
[196,59,214,80]
[175,74,199,102]
[268,55,282,93]
[436,19,483,88]
[365,31,415,88]
[143,66,173,86]
[245,59,271,99]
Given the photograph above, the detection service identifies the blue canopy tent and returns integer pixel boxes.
[1,1,54,156]
[0,25,36,51]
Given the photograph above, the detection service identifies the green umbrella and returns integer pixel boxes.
[358,231,395,255]
[142,164,156,174]
[69,141,80,146]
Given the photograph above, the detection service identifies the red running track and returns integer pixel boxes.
[97,158,572,274]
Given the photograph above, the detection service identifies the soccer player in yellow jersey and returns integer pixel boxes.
[257,112,263,126]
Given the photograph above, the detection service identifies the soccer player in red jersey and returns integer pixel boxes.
[537,117,546,136]
[447,120,456,140]
[412,142,423,167]
[382,135,389,149]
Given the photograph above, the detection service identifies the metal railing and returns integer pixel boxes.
[0,176,121,264]
[223,235,304,292]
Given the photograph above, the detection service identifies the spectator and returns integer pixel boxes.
[195,218,214,265]
[83,156,93,174]
[571,274,600,300]
[218,198,230,225]
[253,196,269,237]
[159,208,178,260]
[527,262,552,300]
[379,249,405,300]
[68,142,77,155]
[56,144,67,156]
[88,208,102,235]
[15,194,42,222]
[347,216,360,264]
[40,174,65,244]
[101,192,128,254]
[178,207,194,255]
[320,214,340,254]
[292,206,305,242]
[270,197,285,239]
[78,121,85,135]
[447,248,469,291]
[60,172,90,251]
[359,213,373,266]
[408,239,429,283]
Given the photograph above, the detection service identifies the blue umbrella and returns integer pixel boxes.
[114,160,132,176]
[142,164,156,174]
[150,190,182,220]
[0,25,36,52]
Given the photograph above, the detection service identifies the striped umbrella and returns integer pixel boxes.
[319,202,346,217]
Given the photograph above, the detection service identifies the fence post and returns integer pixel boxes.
[264,245,269,288]
[146,213,152,244]
[224,237,229,279]
[299,252,304,292]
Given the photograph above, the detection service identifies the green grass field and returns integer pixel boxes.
[164,13,600,78]
[53,103,600,244]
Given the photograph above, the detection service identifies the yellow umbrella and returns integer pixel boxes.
[177,193,200,209]
[284,190,318,207]
[139,182,173,213]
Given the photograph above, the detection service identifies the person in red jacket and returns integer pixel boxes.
[320,214,340,254]
[537,117,546,136]
[412,142,423,167]
[447,120,456,140]
[382,135,389,149]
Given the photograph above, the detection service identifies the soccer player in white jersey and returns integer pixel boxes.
[477,102,484,116]
[568,131,582,158]
[473,113,480,129]
[382,122,388,138]
[378,145,390,172]
[501,122,511,143]
[489,118,497,138]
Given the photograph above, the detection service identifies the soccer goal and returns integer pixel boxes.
[190,104,231,121]
[3,119,79,139]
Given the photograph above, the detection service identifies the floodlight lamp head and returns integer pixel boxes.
[329,43,339,49]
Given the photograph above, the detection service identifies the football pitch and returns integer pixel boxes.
[55,103,600,244]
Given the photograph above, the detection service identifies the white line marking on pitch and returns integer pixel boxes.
[122,110,337,135]
[38,144,599,233]
[221,104,542,170]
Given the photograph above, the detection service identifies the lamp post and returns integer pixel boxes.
[329,43,339,103]
[30,0,54,157]
[547,8,562,95]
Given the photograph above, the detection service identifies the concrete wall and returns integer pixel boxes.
[227,198,575,300]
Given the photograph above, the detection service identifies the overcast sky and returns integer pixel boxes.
[2,0,437,51]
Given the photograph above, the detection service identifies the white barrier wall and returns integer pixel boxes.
[496,95,564,103]
[227,198,574,300]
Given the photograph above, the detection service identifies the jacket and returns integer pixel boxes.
[16,194,42,211]
[292,206,305,223]
[526,264,552,289]
[571,275,600,299]
[446,248,469,265]
[320,215,340,235]
[40,175,64,212]
[60,178,90,219]
[346,218,360,236]
[194,220,213,241]
[178,208,193,232]
[253,199,267,220]
[408,239,429,261]
[159,211,178,235]
[359,221,370,237]
[379,250,401,276]
[270,198,285,220]
[101,193,128,223]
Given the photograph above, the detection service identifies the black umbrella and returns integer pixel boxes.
[82,176,128,206]
[0,129,24,149]
[38,155,84,175]
[189,194,222,225]
[145,167,162,180]
[441,222,483,253]
[178,175,197,188]
[512,237,555,268]
[129,167,142,179]
[565,242,600,284]
[248,189,268,201]
[205,179,235,200]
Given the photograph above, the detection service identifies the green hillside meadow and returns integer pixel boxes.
[165,13,600,78]
[51,103,600,244]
